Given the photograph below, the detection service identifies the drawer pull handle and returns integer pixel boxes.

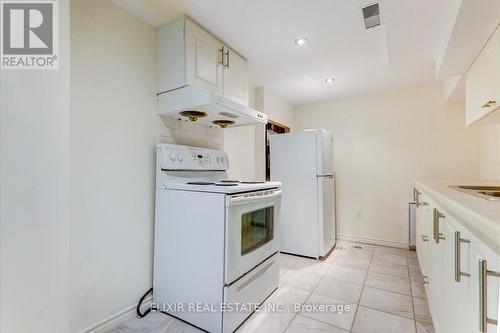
[454,231,470,282]
[236,260,275,292]
[219,46,225,66]
[433,209,446,243]
[421,234,429,242]
[414,188,421,207]
[481,100,497,108]
[224,50,230,69]
[479,259,500,332]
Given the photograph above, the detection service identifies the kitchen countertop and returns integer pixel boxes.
[414,179,500,254]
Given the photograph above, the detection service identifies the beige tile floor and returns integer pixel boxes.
[106,241,434,333]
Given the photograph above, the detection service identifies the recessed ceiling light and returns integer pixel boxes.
[325,77,335,83]
[294,37,308,46]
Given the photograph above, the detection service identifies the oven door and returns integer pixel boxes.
[225,189,281,284]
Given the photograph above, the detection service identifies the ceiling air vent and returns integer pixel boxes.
[362,3,381,29]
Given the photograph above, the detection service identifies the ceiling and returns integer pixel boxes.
[112,0,499,106]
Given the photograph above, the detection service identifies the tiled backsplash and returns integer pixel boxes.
[159,117,224,150]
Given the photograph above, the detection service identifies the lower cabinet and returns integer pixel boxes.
[441,216,472,333]
[468,239,499,333]
[415,192,432,278]
[429,209,444,332]
[414,187,500,333]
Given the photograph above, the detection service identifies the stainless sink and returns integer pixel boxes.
[451,185,500,201]
[478,191,500,198]
[456,185,500,191]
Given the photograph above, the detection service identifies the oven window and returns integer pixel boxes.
[241,206,274,255]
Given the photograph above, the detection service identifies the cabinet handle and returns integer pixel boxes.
[224,50,229,69]
[414,188,421,207]
[219,46,225,66]
[481,100,497,108]
[479,259,500,332]
[421,234,429,242]
[454,231,470,282]
[433,208,445,243]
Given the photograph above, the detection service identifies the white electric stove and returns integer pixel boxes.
[153,144,282,333]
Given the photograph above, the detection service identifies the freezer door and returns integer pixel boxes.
[318,175,336,257]
[316,129,334,176]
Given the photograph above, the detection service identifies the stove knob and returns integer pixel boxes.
[169,153,176,161]
[177,152,183,161]
[221,157,225,163]
[217,157,221,163]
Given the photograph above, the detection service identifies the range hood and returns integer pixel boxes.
[158,85,268,128]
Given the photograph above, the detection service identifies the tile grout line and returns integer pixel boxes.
[281,256,324,333]
[351,245,427,332]
[407,253,417,333]
[288,246,369,332]
[281,246,429,333]
[277,245,431,333]
[348,245,374,332]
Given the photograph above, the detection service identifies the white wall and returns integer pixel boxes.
[0,1,70,332]
[70,1,163,331]
[295,85,480,246]
[479,122,500,180]
[70,2,222,331]
[224,88,295,180]
[224,86,259,180]
[224,126,258,180]
[255,87,296,130]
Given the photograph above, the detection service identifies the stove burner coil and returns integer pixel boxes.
[212,120,235,128]
[180,111,207,121]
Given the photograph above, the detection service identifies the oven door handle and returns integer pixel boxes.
[228,190,282,207]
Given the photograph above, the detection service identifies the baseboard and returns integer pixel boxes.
[79,295,152,333]
[337,234,409,249]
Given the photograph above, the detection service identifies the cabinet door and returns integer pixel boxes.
[222,46,249,106]
[441,218,473,333]
[428,210,445,332]
[465,26,500,126]
[416,192,432,278]
[469,239,499,333]
[416,197,430,277]
[185,19,223,94]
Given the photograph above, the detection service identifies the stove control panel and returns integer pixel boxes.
[157,144,229,171]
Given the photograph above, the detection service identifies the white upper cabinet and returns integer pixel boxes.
[465,25,500,126]
[184,19,223,94]
[157,16,249,106]
[222,45,249,106]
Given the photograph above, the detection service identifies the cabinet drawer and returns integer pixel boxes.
[223,253,279,332]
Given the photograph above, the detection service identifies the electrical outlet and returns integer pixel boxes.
[355,211,362,219]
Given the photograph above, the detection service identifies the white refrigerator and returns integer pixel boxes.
[270,129,336,259]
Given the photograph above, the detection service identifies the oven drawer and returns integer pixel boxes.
[223,253,279,333]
